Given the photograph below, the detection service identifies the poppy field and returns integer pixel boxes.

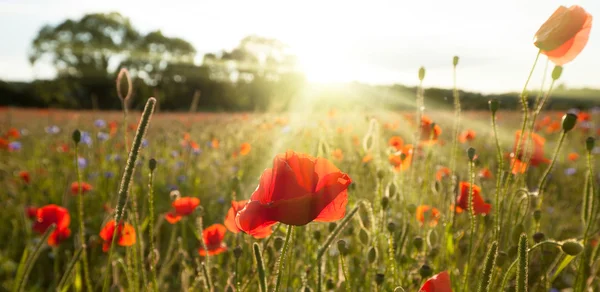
[1,4,599,292]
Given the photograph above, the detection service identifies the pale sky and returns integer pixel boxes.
[0,0,598,93]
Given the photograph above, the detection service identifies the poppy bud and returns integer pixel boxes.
[337,240,349,255]
[328,222,337,233]
[381,196,389,211]
[400,153,407,161]
[467,147,476,161]
[375,273,385,286]
[387,221,396,233]
[387,183,397,198]
[377,170,386,180]
[233,246,243,259]
[274,237,284,251]
[562,113,577,132]
[367,246,378,264]
[419,265,433,278]
[561,240,583,256]
[533,209,542,222]
[429,247,440,259]
[552,66,563,80]
[407,204,417,214]
[512,224,525,244]
[489,99,499,114]
[359,228,370,245]
[586,137,595,153]
[413,236,424,251]
[418,67,426,81]
[533,232,545,243]
[72,129,81,144]
[149,158,157,171]
[453,56,459,67]
[326,278,335,290]
[496,251,508,267]
[313,230,322,242]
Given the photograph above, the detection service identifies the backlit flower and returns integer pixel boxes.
[99,220,136,252]
[198,224,227,256]
[165,197,200,224]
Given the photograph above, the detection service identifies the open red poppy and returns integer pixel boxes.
[389,145,414,172]
[71,182,92,195]
[456,182,491,215]
[416,205,440,227]
[99,220,136,252]
[420,271,452,292]
[458,129,476,144]
[420,116,442,145]
[31,204,71,246]
[513,131,550,167]
[534,5,592,65]
[235,150,352,237]
[165,197,200,224]
[224,200,272,238]
[388,136,404,151]
[435,167,451,181]
[198,224,227,256]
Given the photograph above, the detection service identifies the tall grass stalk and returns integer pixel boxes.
[73,131,93,291]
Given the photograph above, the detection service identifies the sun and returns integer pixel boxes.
[292,44,358,84]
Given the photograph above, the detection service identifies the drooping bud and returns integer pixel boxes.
[367,246,378,264]
[377,170,386,180]
[561,113,577,132]
[561,240,583,256]
[359,228,370,245]
[328,222,337,233]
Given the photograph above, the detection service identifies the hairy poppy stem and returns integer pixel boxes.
[491,109,504,242]
[148,159,158,292]
[516,234,528,292]
[274,225,293,292]
[477,241,498,292]
[536,131,566,207]
[462,157,476,292]
[74,137,93,291]
[253,243,267,292]
[575,146,597,291]
[102,97,156,292]
[315,204,360,292]
[449,56,461,195]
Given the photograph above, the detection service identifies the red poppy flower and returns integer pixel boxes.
[420,116,442,145]
[198,224,227,256]
[416,205,440,227]
[70,182,92,195]
[578,111,591,122]
[211,138,219,149]
[0,138,8,150]
[235,151,352,237]
[362,154,373,164]
[536,116,552,131]
[435,167,451,181]
[545,121,561,134]
[478,167,493,179]
[331,149,343,161]
[388,136,404,151]
[165,197,200,224]
[224,200,272,238]
[458,129,476,144]
[240,142,251,156]
[189,141,200,151]
[534,5,592,65]
[420,271,452,292]
[99,220,136,252]
[568,152,580,161]
[19,171,30,184]
[511,158,528,175]
[512,131,550,166]
[456,182,491,215]
[388,145,414,172]
[6,128,20,139]
[31,204,71,247]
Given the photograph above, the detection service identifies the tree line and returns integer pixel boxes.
[0,12,597,112]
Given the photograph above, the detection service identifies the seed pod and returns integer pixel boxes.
[387,221,396,233]
[419,265,433,278]
[489,99,499,114]
[233,246,243,259]
[453,56,459,67]
[313,230,322,242]
[429,247,440,259]
[149,158,157,171]
[381,196,389,211]
[561,240,583,256]
[467,147,476,161]
[533,232,545,243]
[418,67,426,81]
[561,113,578,132]
[413,236,424,251]
[533,209,542,222]
[337,240,349,256]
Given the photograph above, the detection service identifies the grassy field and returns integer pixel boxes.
[0,102,598,291]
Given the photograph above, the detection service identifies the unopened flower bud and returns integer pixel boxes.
[419,265,433,278]
[586,137,595,153]
[313,230,322,242]
[328,222,337,233]
[533,209,542,222]
[453,56,459,67]
[489,99,499,114]
[274,237,284,251]
[387,221,396,233]
[337,240,349,255]
[413,236,424,251]
[533,232,545,243]
[326,278,335,290]
[381,196,389,211]
[72,129,81,144]
[375,273,385,286]
[367,246,378,264]
[233,246,243,259]
[418,67,426,81]
[561,240,583,256]
[359,228,370,245]
[467,147,476,161]
[149,158,157,171]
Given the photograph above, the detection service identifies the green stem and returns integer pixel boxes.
[253,243,267,292]
[13,224,56,292]
[491,111,504,242]
[274,225,293,292]
[74,142,93,292]
[462,159,476,291]
[56,247,84,291]
[537,131,566,207]
[102,97,156,292]
[148,164,158,291]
